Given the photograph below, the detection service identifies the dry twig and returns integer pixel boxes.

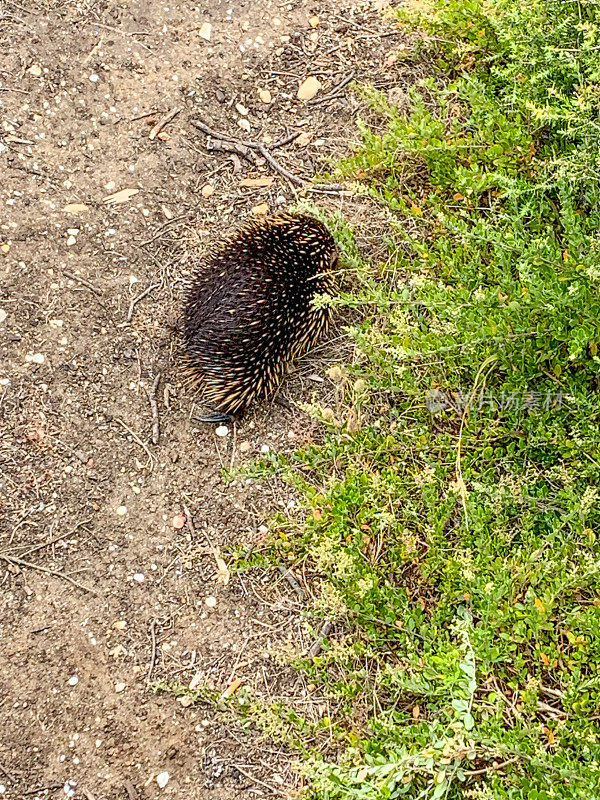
[0,553,98,594]
[142,373,161,445]
[232,765,285,797]
[147,618,158,684]
[127,282,160,323]
[123,780,139,800]
[309,71,355,104]
[63,270,103,296]
[307,619,333,657]
[277,565,305,600]
[84,20,153,52]
[0,761,16,783]
[114,417,154,470]
[149,107,181,140]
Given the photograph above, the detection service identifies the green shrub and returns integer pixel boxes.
[231,1,600,797]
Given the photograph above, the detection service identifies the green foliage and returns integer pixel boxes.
[233,1,600,797]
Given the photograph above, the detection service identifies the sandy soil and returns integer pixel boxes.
[0,1,410,796]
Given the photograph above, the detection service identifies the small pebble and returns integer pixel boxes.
[67,675,79,686]
[237,118,251,133]
[215,425,229,437]
[259,89,272,103]
[116,505,127,516]
[189,671,203,690]
[201,183,215,198]
[205,596,217,608]
[239,441,251,453]
[235,102,248,116]
[29,353,45,364]
[115,682,126,693]
[28,64,42,77]
[156,771,170,789]
[177,695,194,708]
[89,73,99,82]
[297,76,322,101]
[66,236,77,247]
[261,444,270,454]
[133,573,145,583]
[199,21,212,40]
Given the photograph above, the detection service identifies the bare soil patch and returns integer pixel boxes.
[0,1,413,796]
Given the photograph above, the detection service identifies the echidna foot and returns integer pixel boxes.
[273,393,296,413]
[193,411,234,425]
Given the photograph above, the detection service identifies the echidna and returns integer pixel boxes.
[183,212,338,422]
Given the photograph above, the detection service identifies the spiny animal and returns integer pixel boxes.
[183,212,338,422]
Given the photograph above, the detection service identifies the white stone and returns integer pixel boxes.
[156,772,170,789]
[199,22,212,40]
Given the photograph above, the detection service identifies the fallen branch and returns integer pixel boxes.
[257,143,304,186]
[0,553,98,595]
[205,137,259,165]
[191,119,305,186]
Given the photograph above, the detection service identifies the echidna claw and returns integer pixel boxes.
[193,412,234,425]
[273,394,295,413]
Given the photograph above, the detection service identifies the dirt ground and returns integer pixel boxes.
[0,1,410,797]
